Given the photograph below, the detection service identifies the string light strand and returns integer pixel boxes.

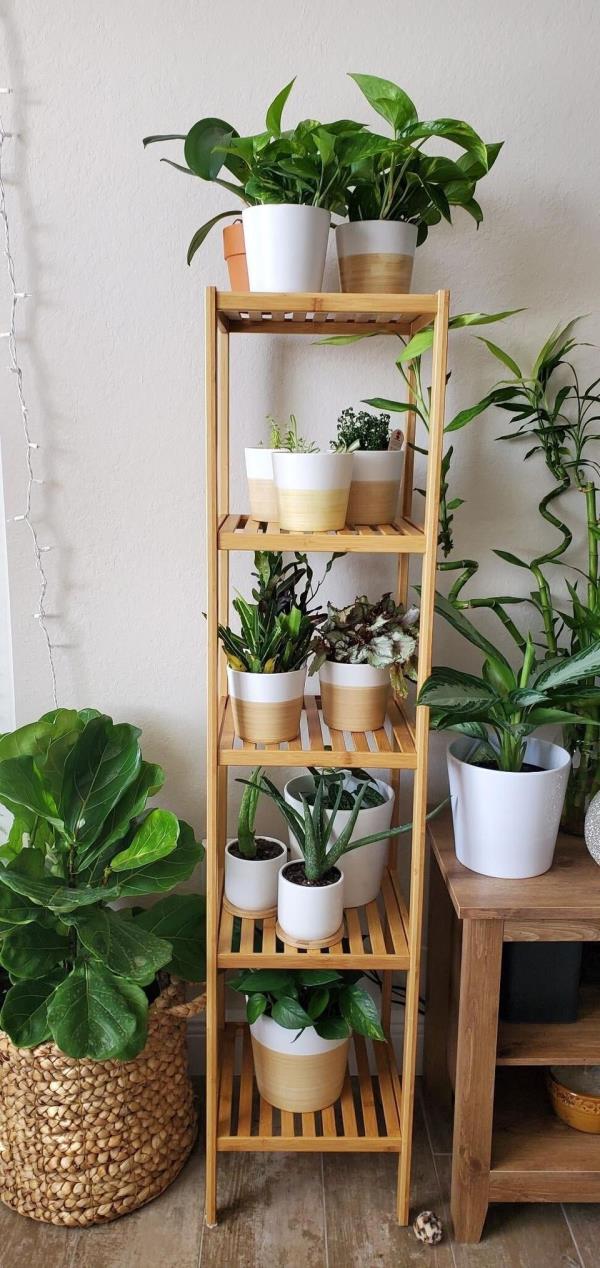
[0,92,58,708]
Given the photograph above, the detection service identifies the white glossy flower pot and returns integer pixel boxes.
[319,660,390,732]
[277,860,344,944]
[284,774,394,907]
[272,451,354,531]
[227,666,306,744]
[447,736,571,879]
[346,448,405,526]
[245,448,278,522]
[249,1013,349,1112]
[224,836,287,915]
[242,205,331,292]
[336,220,418,294]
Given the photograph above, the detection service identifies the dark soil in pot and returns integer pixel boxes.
[283,862,341,888]
[474,762,545,774]
[228,838,284,862]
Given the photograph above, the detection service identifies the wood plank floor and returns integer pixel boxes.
[1,1081,597,1266]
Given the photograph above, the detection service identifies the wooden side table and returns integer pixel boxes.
[424,810,600,1243]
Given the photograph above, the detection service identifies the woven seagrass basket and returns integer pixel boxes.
[0,979,204,1227]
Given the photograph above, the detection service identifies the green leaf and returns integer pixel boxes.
[142,133,186,147]
[295,969,343,987]
[417,667,496,715]
[0,971,65,1047]
[0,757,63,828]
[314,1015,351,1040]
[60,716,141,848]
[339,985,386,1040]
[477,337,521,377]
[187,210,241,266]
[0,718,54,762]
[0,883,39,935]
[67,906,171,982]
[533,641,600,690]
[265,79,295,135]
[136,893,206,981]
[76,760,165,873]
[306,987,329,1020]
[184,117,238,180]
[433,591,515,678]
[229,969,297,995]
[271,995,314,1030]
[494,549,531,570]
[0,920,70,979]
[113,826,203,897]
[0,853,119,913]
[445,392,497,433]
[246,993,267,1023]
[110,808,179,873]
[47,961,148,1061]
[349,73,417,133]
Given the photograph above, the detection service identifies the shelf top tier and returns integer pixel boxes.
[218,514,424,554]
[216,290,441,335]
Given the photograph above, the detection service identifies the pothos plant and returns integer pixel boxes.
[0,709,205,1060]
[229,967,385,1041]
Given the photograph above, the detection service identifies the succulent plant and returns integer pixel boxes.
[335,408,391,452]
[309,594,419,699]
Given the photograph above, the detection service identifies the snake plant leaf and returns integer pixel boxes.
[0,970,66,1048]
[47,961,148,1061]
[0,756,63,829]
[112,823,203,897]
[60,716,141,848]
[135,893,206,982]
[0,920,70,979]
[109,808,179,873]
[339,984,386,1040]
[66,906,171,982]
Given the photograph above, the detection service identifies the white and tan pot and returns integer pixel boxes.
[284,774,394,907]
[319,661,390,732]
[224,836,287,915]
[448,736,571,879]
[250,1013,349,1112]
[336,220,418,294]
[244,447,278,522]
[346,448,404,526]
[277,860,344,944]
[272,451,354,532]
[227,666,306,744]
[242,205,331,292]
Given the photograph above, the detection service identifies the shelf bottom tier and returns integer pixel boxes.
[490,1068,600,1202]
[217,1025,403,1153]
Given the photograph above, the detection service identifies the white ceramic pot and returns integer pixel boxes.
[227,666,306,744]
[249,1012,349,1112]
[277,860,344,943]
[272,451,354,531]
[242,205,331,292]
[336,220,418,294]
[319,660,390,732]
[244,448,278,522]
[346,448,404,526]
[284,774,394,907]
[447,736,571,879]
[224,836,287,914]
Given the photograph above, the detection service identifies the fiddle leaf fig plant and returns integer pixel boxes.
[0,709,205,1060]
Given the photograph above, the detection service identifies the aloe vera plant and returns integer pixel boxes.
[0,710,205,1060]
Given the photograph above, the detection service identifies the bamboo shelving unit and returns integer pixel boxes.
[204,288,449,1226]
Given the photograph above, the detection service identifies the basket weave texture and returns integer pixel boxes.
[0,980,202,1226]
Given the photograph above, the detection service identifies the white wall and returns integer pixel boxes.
[1,0,600,839]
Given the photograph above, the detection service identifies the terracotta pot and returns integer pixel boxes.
[223,221,249,291]
[250,1013,349,1112]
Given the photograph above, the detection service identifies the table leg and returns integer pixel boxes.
[423,847,454,1108]
[451,918,503,1243]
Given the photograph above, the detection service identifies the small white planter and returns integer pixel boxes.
[272,451,354,531]
[347,448,404,526]
[224,836,287,915]
[245,448,278,522]
[277,860,344,944]
[336,220,418,294]
[242,205,331,292]
[284,774,394,907]
[227,666,306,744]
[447,736,571,879]
[250,1012,349,1112]
[319,660,390,733]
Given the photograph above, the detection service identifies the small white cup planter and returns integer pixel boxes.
[249,1013,349,1112]
[244,448,278,522]
[272,451,354,532]
[284,774,394,907]
[224,836,287,917]
[319,660,390,733]
[277,860,344,946]
[336,220,418,294]
[447,735,571,879]
[242,205,331,292]
[227,666,306,744]
[346,448,404,526]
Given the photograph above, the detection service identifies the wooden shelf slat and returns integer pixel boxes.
[216,291,439,332]
[497,986,600,1066]
[217,1026,403,1152]
[217,867,409,969]
[218,513,425,554]
[218,693,418,770]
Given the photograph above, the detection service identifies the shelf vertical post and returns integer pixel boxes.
[205,286,219,1226]
[397,290,449,1223]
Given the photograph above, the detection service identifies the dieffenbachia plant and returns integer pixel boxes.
[0,709,205,1060]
